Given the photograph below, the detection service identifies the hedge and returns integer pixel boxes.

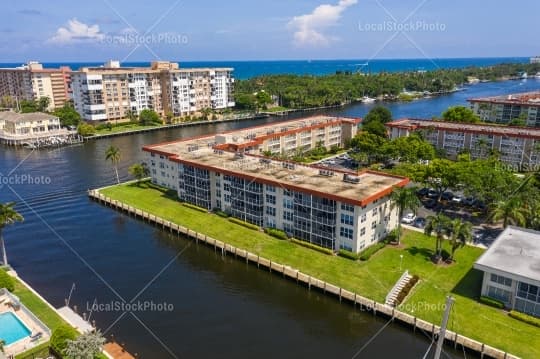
[509,310,540,328]
[228,217,260,231]
[15,342,50,359]
[290,238,333,255]
[50,324,78,356]
[479,296,505,309]
[181,202,208,213]
[338,249,360,261]
[0,269,15,292]
[396,275,419,305]
[213,209,230,218]
[359,242,387,261]
[264,228,289,240]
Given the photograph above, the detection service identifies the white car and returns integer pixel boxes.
[451,195,464,204]
[401,213,416,224]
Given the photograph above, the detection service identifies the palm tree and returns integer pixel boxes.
[489,197,527,228]
[105,146,121,184]
[445,219,472,262]
[0,202,24,267]
[390,186,421,244]
[424,213,450,261]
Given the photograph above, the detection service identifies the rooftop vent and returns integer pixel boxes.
[343,174,360,184]
[319,169,335,177]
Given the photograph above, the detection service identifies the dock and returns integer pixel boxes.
[104,342,136,359]
[89,189,520,359]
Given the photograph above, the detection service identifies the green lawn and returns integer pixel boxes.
[94,123,162,135]
[100,182,540,359]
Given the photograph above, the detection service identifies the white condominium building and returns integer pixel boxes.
[0,62,72,110]
[468,92,540,126]
[71,60,235,121]
[143,116,408,253]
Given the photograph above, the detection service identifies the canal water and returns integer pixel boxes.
[1,79,540,358]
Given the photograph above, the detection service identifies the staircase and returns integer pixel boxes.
[385,270,412,307]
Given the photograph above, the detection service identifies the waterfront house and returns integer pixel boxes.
[0,112,75,146]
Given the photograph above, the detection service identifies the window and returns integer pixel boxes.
[340,213,354,226]
[371,221,377,229]
[283,198,293,209]
[266,194,276,205]
[283,211,293,221]
[266,206,276,217]
[360,227,366,236]
[340,227,353,239]
[487,286,511,303]
[284,189,292,197]
[266,185,276,193]
[517,282,540,303]
[224,194,231,203]
[361,214,367,223]
[372,208,378,216]
[490,274,512,287]
[341,203,354,212]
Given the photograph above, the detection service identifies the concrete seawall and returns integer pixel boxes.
[88,189,519,359]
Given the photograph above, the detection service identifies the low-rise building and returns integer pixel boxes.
[386,119,540,169]
[474,226,540,318]
[71,60,235,121]
[143,116,409,253]
[468,92,540,126]
[0,112,75,146]
[0,62,72,110]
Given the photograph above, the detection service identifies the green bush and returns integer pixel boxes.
[228,217,260,230]
[290,238,333,255]
[264,228,288,240]
[0,269,15,292]
[479,296,505,309]
[359,242,386,261]
[338,249,360,261]
[50,324,78,356]
[508,310,540,328]
[77,123,96,136]
[15,342,50,359]
[396,275,420,305]
[181,202,208,213]
[213,209,230,218]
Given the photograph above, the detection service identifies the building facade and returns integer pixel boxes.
[474,226,540,318]
[468,92,540,126]
[143,116,408,253]
[71,61,235,121]
[386,119,540,169]
[0,62,71,110]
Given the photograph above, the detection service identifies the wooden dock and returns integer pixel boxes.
[89,189,519,359]
[104,342,136,359]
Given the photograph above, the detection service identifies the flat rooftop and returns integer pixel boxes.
[474,226,540,284]
[387,118,540,139]
[468,91,540,106]
[145,116,406,206]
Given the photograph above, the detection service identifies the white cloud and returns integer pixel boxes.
[288,0,358,47]
[49,18,105,44]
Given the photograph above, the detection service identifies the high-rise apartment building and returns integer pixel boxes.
[71,61,235,121]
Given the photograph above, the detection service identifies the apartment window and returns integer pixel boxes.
[224,194,231,203]
[266,185,276,193]
[283,198,293,209]
[341,203,354,212]
[517,282,540,303]
[360,227,366,236]
[361,214,367,223]
[371,221,377,229]
[490,273,512,287]
[340,213,354,226]
[487,286,511,303]
[283,211,293,221]
[266,206,276,217]
[283,189,292,197]
[340,227,353,240]
[266,194,276,205]
[372,208,378,216]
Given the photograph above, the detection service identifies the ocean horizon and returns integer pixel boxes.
[0,57,530,80]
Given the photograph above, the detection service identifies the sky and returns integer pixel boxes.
[1,0,539,62]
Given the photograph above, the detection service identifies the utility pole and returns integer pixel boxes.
[434,296,454,359]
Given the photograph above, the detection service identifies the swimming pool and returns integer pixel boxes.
[0,312,31,345]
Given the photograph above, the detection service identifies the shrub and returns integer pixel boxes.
[338,249,359,261]
[50,324,78,356]
[508,311,540,328]
[290,238,333,255]
[181,202,208,213]
[395,275,419,305]
[264,228,288,240]
[15,342,50,359]
[0,269,15,292]
[479,296,505,309]
[77,123,96,136]
[359,242,386,261]
[228,217,260,230]
[385,229,398,243]
[213,209,230,218]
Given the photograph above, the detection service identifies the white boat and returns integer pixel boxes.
[521,72,528,79]
[361,96,376,104]
[535,72,540,79]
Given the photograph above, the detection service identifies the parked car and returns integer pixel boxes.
[417,187,429,197]
[401,213,416,224]
[475,201,487,211]
[451,195,464,204]
[424,199,438,209]
[414,217,426,228]
[427,189,439,198]
[464,197,476,206]
[441,191,454,201]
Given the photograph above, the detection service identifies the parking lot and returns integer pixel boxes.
[315,152,358,172]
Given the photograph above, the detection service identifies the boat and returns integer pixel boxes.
[361,96,376,104]
[535,72,540,79]
[520,72,528,79]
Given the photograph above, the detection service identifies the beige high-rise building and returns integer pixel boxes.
[0,62,72,110]
[71,61,235,121]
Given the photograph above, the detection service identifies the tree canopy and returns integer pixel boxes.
[441,106,481,123]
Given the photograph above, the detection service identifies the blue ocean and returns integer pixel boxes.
[0,57,530,80]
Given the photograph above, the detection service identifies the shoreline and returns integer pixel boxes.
[88,186,520,359]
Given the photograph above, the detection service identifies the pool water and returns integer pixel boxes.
[0,312,31,345]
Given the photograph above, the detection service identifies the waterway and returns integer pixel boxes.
[1,78,540,358]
